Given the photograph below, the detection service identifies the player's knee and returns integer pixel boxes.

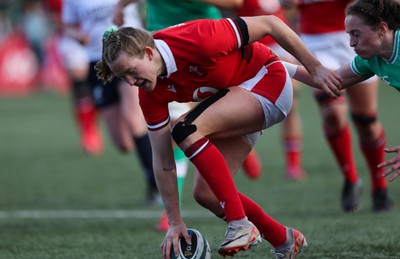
[171,89,229,145]
[351,112,377,127]
[351,112,380,140]
[72,79,91,100]
[315,92,345,105]
[171,121,197,145]
[322,110,347,133]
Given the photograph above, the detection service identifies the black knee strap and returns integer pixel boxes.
[351,112,377,126]
[171,122,197,145]
[171,89,229,144]
[315,92,345,105]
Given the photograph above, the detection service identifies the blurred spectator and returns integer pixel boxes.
[0,0,68,95]
[21,0,51,71]
[0,8,12,42]
[0,1,40,96]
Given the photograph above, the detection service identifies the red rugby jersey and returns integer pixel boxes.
[297,0,352,34]
[139,18,281,130]
[236,0,288,45]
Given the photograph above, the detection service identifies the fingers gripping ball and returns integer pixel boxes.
[170,228,211,259]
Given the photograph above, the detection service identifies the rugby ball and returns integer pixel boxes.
[170,228,211,259]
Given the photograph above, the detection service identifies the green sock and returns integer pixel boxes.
[174,147,188,208]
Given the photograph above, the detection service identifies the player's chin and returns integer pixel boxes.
[142,81,155,92]
[357,52,372,60]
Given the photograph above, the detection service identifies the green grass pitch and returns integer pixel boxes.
[0,83,399,258]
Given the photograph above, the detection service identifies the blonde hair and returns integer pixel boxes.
[95,26,155,84]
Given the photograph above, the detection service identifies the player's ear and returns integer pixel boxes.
[378,21,389,38]
[144,46,153,61]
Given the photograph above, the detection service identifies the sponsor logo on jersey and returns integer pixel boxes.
[193,87,218,101]
[380,75,391,86]
[189,65,205,77]
[166,84,177,93]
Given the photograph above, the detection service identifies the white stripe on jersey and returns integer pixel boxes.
[227,18,242,48]
[147,117,170,131]
[350,61,362,76]
[389,31,399,64]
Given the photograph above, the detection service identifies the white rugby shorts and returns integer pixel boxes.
[56,35,89,70]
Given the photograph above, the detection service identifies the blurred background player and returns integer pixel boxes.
[113,0,261,232]
[45,0,104,156]
[235,0,306,181]
[281,0,391,212]
[21,0,50,89]
[61,0,161,206]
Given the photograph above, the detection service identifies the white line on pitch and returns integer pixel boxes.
[0,210,214,219]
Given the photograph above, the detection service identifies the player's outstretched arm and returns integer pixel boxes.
[284,61,374,97]
[148,127,191,259]
[335,63,372,89]
[113,0,140,26]
[283,62,342,98]
[242,15,342,96]
[378,146,400,182]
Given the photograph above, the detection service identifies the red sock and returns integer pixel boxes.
[325,125,358,184]
[74,97,98,135]
[74,98,103,155]
[284,137,302,169]
[239,193,286,247]
[185,138,245,222]
[242,149,262,180]
[360,130,388,193]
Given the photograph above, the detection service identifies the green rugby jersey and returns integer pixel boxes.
[351,30,400,92]
[146,0,221,31]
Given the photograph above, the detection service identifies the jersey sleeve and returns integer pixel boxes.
[350,55,375,78]
[154,17,250,62]
[138,87,170,131]
[226,17,250,48]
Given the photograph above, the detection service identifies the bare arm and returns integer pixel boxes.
[113,0,140,26]
[148,126,190,259]
[241,15,342,96]
[116,0,139,6]
[201,0,243,8]
[62,24,90,45]
[288,62,369,90]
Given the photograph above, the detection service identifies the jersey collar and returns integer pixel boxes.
[387,30,399,64]
[155,39,177,78]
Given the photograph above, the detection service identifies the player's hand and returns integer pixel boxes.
[161,221,191,259]
[310,65,343,98]
[113,6,124,27]
[378,146,400,182]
